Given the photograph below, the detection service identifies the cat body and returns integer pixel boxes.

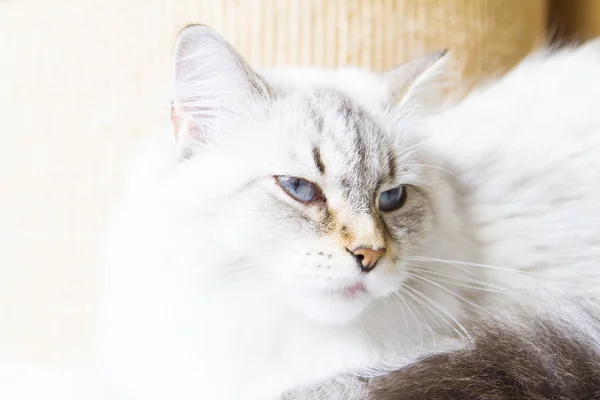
[95,26,600,399]
[316,298,600,400]
[425,44,600,298]
[369,303,600,400]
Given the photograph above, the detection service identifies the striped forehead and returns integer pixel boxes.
[307,91,395,207]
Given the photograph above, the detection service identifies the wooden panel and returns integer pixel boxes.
[0,0,546,363]
[194,0,548,77]
[551,0,600,41]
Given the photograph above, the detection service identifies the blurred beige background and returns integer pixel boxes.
[0,0,592,366]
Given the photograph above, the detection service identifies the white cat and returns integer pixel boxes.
[3,26,600,399]
[93,25,600,399]
[98,25,473,399]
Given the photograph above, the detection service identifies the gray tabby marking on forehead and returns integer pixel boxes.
[386,149,397,181]
[312,146,326,174]
[335,97,355,124]
[306,103,325,134]
[335,102,389,207]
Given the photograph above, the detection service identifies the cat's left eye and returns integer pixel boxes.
[378,185,407,212]
[275,176,322,203]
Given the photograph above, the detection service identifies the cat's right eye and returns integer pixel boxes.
[275,176,323,204]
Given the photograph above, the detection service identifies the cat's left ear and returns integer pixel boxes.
[383,50,450,110]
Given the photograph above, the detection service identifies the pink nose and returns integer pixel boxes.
[349,247,386,273]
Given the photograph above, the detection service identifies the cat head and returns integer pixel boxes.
[147,25,450,325]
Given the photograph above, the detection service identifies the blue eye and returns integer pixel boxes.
[378,185,407,212]
[275,176,322,203]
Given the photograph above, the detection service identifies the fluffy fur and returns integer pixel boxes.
[81,27,600,399]
[298,298,600,399]
[368,302,600,400]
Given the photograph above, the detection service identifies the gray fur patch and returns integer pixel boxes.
[367,306,600,400]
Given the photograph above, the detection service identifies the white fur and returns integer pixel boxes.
[424,41,600,297]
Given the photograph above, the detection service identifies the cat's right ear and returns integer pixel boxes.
[171,25,272,146]
[383,50,451,112]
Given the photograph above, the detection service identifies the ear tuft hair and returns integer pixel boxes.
[383,50,452,111]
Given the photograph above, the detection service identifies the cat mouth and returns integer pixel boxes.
[342,282,367,297]
[330,282,367,299]
[317,281,369,301]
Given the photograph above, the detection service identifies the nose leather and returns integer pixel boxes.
[350,247,386,272]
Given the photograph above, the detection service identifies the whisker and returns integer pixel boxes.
[398,287,438,345]
[403,163,467,185]
[406,257,483,281]
[407,265,483,282]
[404,284,471,340]
[218,262,264,273]
[391,292,424,349]
[414,274,514,294]
[407,266,516,293]
[397,139,434,156]
[407,272,492,316]
[216,266,266,284]
[407,256,539,275]
[401,285,458,342]
[384,295,409,335]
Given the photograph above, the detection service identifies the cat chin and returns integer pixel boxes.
[292,295,371,325]
[283,272,405,325]
[284,283,383,325]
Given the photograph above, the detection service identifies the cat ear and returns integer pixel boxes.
[383,50,450,109]
[171,24,272,145]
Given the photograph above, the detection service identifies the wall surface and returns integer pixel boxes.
[0,0,547,365]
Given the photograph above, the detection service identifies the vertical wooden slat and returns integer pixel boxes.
[180,0,548,78]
